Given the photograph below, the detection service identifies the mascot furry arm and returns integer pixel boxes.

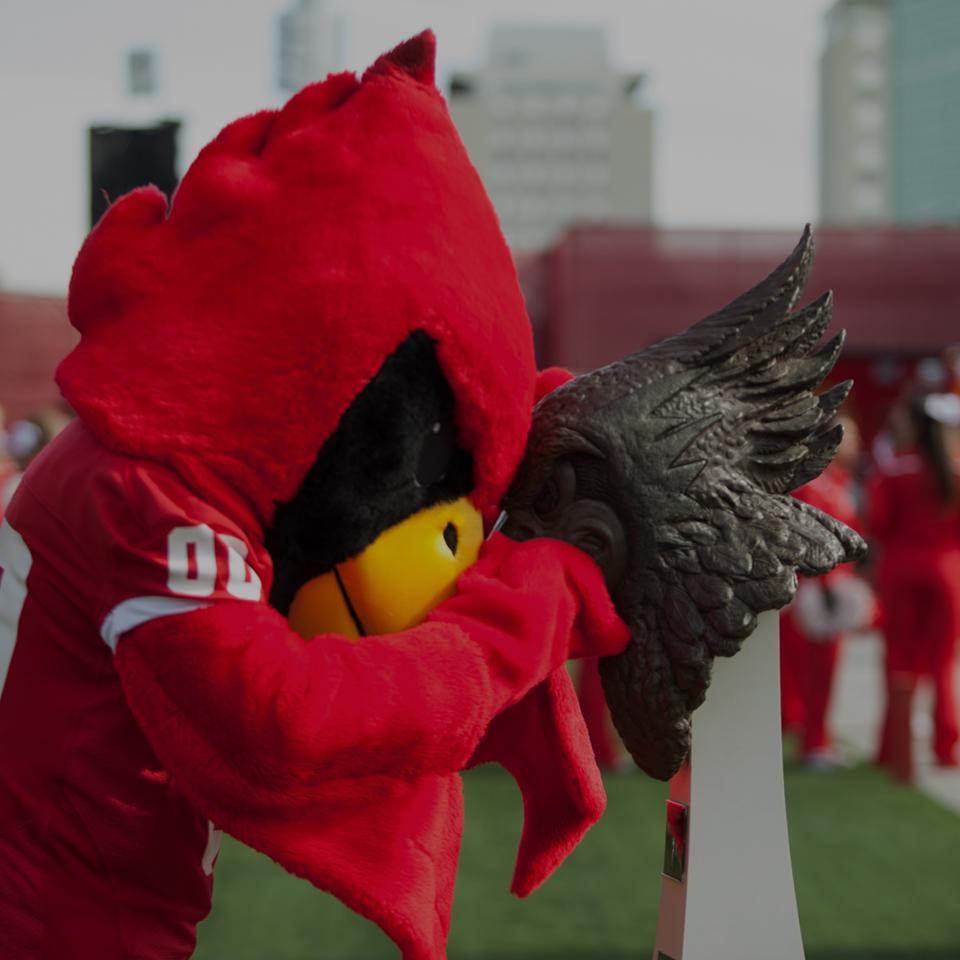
[0,32,627,960]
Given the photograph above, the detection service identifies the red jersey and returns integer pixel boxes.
[868,450,960,561]
[0,422,268,959]
[0,420,628,960]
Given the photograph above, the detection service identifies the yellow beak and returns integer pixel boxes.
[287,496,484,640]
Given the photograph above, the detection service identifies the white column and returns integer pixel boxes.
[652,611,805,960]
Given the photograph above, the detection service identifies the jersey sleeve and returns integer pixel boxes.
[112,531,625,960]
[91,463,269,651]
[50,451,626,788]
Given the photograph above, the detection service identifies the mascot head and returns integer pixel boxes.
[59,31,537,637]
[59,31,534,538]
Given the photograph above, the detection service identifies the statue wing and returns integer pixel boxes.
[593,227,866,779]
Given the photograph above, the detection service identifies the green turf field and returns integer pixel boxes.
[194,762,960,959]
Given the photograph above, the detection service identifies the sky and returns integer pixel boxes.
[0,0,835,293]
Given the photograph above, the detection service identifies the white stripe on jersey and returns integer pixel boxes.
[0,519,33,702]
[100,596,212,652]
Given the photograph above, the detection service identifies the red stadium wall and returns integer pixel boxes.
[0,293,76,423]
[3,227,956,447]
[520,226,960,445]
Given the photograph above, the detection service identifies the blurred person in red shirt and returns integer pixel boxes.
[870,391,960,768]
[780,415,873,767]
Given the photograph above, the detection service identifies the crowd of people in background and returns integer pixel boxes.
[0,404,72,518]
[576,344,960,776]
[869,385,960,770]
[776,346,960,772]
[781,378,960,772]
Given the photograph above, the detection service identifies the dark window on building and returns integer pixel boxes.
[88,121,180,228]
[128,48,158,96]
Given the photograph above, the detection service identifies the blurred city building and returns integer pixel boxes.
[87,48,181,228]
[819,0,892,225]
[889,0,960,222]
[278,0,344,93]
[76,37,181,231]
[85,3,346,230]
[519,225,960,442]
[819,0,960,225]
[1,6,307,292]
[89,120,180,228]
[448,25,653,252]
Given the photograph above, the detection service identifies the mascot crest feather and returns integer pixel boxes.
[60,31,534,526]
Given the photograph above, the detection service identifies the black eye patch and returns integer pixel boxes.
[266,331,474,614]
[416,418,455,487]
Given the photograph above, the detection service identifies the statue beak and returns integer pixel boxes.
[287,497,484,640]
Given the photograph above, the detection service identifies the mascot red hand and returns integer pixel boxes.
[0,31,627,960]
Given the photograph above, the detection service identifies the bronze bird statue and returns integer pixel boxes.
[501,227,867,781]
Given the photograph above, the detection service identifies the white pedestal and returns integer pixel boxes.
[652,611,805,960]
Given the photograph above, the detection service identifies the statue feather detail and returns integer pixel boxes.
[502,227,867,780]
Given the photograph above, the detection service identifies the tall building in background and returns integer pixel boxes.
[448,26,653,252]
[889,0,960,222]
[278,0,344,93]
[88,47,182,228]
[819,0,960,225]
[818,0,892,225]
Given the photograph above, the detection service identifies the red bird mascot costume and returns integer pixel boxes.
[0,32,628,960]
